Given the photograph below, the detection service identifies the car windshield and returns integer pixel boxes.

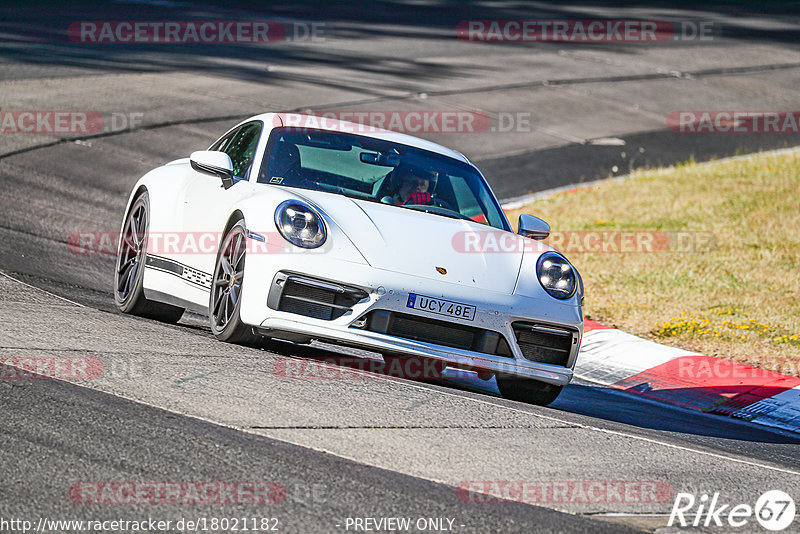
[257,127,509,230]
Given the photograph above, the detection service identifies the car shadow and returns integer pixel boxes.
[553,382,800,444]
[252,338,800,444]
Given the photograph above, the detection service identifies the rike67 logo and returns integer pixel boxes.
[669,490,795,531]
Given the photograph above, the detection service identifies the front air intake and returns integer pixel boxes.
[512,323,575,367]
[268,273,368,321]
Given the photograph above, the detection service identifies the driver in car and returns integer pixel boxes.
[392,167,436,205]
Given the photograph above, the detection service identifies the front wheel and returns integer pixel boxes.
[496,374,563,405]
[209,219,260,345]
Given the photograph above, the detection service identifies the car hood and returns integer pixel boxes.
[290,189,525,295]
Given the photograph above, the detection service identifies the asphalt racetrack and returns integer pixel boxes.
[1,2,799,533]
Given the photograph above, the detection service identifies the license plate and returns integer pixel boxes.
[406,293,476,321]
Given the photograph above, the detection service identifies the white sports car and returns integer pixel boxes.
[115,113,584,405]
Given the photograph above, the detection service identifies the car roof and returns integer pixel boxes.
[239,112,471,164]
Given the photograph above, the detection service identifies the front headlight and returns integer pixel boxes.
[536,252,577,299]
[274,200,326,248]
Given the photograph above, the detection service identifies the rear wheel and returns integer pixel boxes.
[496,374,563,405]
[209,219,260,345]
[114,192,184,323]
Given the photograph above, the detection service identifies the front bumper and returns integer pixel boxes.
[241,260,583,387]
[258,317,576,386]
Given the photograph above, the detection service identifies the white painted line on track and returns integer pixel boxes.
[30,353,800,479]
[0,271,86,308]
[390,380,800,478]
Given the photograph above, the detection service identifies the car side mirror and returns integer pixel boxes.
[518,214,550,240]
[190,150,235,189]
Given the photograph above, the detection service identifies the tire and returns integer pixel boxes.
[209,219,260,345]
[114,191,185,323]
[496,374,563,405]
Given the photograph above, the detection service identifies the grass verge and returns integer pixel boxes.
[505,149,800,376]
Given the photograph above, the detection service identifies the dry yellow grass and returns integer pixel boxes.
[505,149,800,376]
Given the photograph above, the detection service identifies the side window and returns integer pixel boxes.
[209,129,236,152]
[223,122,263,180]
